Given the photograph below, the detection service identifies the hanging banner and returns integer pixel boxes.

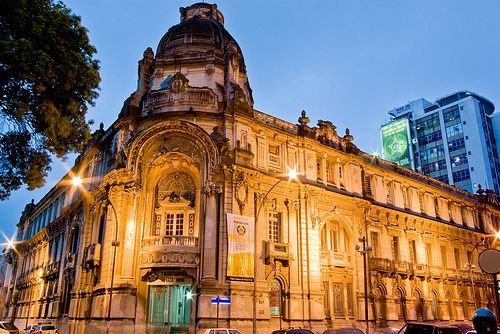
[380,118,412,169]
[226,213,255,281]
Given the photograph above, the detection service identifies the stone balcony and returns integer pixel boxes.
[140,235,200,269]
[369,257,393,273]
[393,260,412,277]
[320,250,351,268]
[266,241,293,266]
[42,260,60,280]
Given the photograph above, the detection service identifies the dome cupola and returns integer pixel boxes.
[137,3,253,115]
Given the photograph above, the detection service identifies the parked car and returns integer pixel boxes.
[450,324,473,334]
[323,328,364,334]
[398,323,461,334]
[272,328,315,334]
[0,322,19,334]
[33,325,57,334]
[23,325,38,334]
[202,329,242,334]
[374,329,398,334]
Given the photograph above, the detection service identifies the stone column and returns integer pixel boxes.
[405,297,417,321]
[385,295,399,321]
[202,182,219,281]
[423,298,434,320]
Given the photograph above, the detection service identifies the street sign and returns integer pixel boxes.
[219,297,230,304]
[211,296,230,305]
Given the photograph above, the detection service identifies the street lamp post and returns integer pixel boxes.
[252,168,297,334]
[71,176,120,322]
[465,232,500,312]
[356,236,372,334]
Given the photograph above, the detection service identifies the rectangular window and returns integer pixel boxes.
[166,214,175,236]
[370,231,380,256]
[330,228,339,251]
[417,131,443,146]
[409,240,417,264]
[453,169,470,183]
[317,159,322,181]
[440,246,447,268]
[425,243,432,265]
[268,144,280,169]
[326,161,335,184]
[392,236,400,261]
[448,138,466,152]
[445,123,463,138]
[454,248,461,269]
[268,212,281,243]
[175,214,184,236]
[422,159,447,174]
[450,153,468,168]
[443,105,460,123]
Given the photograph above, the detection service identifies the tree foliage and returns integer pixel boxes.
[0,0,100,200]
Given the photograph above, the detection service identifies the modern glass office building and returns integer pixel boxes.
[381,91,500,193]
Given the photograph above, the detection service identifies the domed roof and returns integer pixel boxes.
[155,3,245,71]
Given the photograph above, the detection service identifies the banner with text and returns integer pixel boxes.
[381,118,412,168]
[226,213,255,281]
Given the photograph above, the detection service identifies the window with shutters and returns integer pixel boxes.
[268,212,281,243]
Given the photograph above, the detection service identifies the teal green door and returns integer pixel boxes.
[169,285,191,328]
[148,285,169,325]
[148,284,191,331]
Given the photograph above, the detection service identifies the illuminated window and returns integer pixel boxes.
[268,212,281,243]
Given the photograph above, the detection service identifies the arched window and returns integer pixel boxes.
[270,279,283,317]
[153,172,196,237]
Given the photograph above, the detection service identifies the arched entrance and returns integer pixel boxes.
[395,287,406,321]
[446,291,454,320]
[413,290,423,321]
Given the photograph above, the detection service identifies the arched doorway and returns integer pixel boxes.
[446,291,454,320]
[413,290,423,321]
[395,287,406,321]
[374,286,386,326]
[431,291,439,320]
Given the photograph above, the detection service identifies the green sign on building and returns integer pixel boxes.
[381,118,412,168]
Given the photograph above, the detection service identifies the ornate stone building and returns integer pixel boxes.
[5,3,500,334]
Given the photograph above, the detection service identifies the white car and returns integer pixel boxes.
[203,329,242,334]
[0,322,18,334]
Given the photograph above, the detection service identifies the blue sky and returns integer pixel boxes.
[1,0,499,239]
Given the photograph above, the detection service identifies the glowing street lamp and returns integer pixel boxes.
[71,175,119,322]
[253,167,298,334]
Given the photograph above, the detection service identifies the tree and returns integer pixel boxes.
[0,0,100,200]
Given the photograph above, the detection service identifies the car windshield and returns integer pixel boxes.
[1,323,18,330]
[400,324,434,334]
[40,325,56,330]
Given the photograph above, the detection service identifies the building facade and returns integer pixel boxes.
[5,3,500,334]
[381,92,500,193]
